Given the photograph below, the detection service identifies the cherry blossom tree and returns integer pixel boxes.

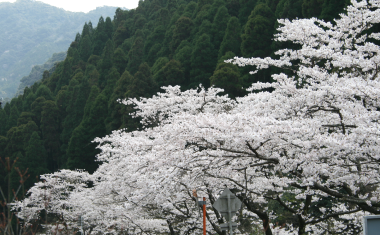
[14,0,380,234]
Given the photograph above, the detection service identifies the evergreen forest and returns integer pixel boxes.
[0,0,355,230]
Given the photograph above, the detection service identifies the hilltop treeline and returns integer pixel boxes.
[0,0,349,196]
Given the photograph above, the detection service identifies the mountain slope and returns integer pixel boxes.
[0,0,119,99]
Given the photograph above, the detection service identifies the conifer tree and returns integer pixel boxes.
[212,6,230,50]
[195,20,213,39]
[6,121,38,158]
[218,16,242,58]
[170,17,193,52]
[174,41,192,86]
[92,16,108,56]
[113,23,129,47]
[154,60,184,87]
[167,0,178,12]
[55,86,69,119]
[103,67,120,97]
[60,78,80,146]
[114,8,127,29]
[79,35,93,62]
[83,86,100,119]
[55,58,72,94]
[319,0,350,22]
[128,63,157,98]
[21,131,48,189]
[5,106,19,131]
[31,97,47,127]
[156,8,170,27]
[81,22,90,38]
[99,40,115,87]
[238,0,258,25]
[106,71,133,132]
[22,92,36,112]
[241,3,275,58]
[104,17,114,40]
[113,48,127,75]
[144,26,166,58]
[127,37,144,74]
[302,0,324,18]
[190,33,215,88]
[66,93,107,173]
[0,109,8,136]
[210,52,244,98]
[41,101,61,170]
[275,0,303,20]
[197,0,214,14]
[152,57,169,76]
[146,43,163,66]
[17,112,36,126]
[0,135,7,157]
[193,4,213,26]
[35,85,54,101]
[183,1,197,18]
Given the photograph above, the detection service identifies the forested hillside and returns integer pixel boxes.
[0,0,351,213]
[0,0,119,99]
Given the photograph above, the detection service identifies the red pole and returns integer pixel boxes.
[203,197,206,235]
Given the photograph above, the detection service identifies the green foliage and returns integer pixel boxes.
[113,22,129,47]
[21,131,49,189]
[22,91,36,112]
[55,58,73,94]
[212,6,231,49]
[238,0,258,25]
[302,0,324,18]
[5,106,19,131]
[190,33,216,88]
[210,52,244,98]
[127,37,145,74]
[218,16,242,58]
[41,101,61,169]
[113,48,127,75]
[319,0,350,22]
[128,63,157,98]
[171,17,194,52]
[154,59,184,87]
[79,35,93,62]
[152,57,170,75]
[103,67,121,97]
[60,78,81,146]
[275,0,303,20]
[31,97,47,127]
[17,112,36,126]
[106,71,132,132]
[6,121,38,158]
[99,40,115,78]
[0,109,8,136]
[66,92,107,173]
[35,85,54,101]
[241,3,275,58]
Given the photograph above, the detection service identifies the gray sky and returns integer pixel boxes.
[0,0,139,12]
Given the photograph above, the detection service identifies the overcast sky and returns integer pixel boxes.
[0,0,139,12]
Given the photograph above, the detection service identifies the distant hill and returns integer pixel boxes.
[15,51,67,96]
[0,0,119,99]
